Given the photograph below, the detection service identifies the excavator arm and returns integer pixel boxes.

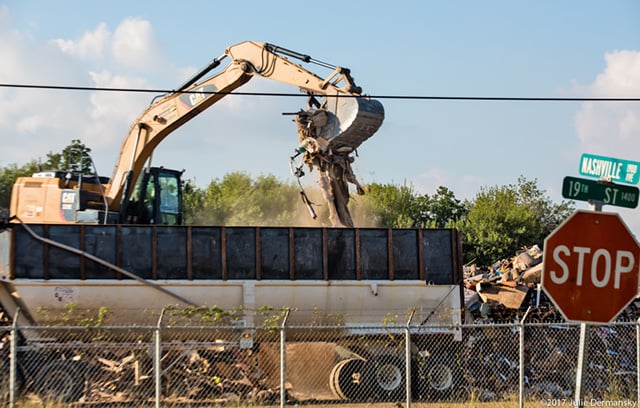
[106,41,384,226]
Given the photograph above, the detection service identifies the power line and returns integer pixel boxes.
[0,82,638,102]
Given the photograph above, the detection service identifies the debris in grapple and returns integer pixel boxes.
[289,97,384,227]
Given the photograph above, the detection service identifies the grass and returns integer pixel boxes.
[5,391,638,408]
[6,398,526,408]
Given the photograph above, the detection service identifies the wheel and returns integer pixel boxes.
[34,360,85,403]
[329,359,348,400]
[366,355,405,401]
[330,359,366,400]
[413,355,462,400]
[329,358,368,401]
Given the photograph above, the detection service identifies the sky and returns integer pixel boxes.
[1,1,639,238]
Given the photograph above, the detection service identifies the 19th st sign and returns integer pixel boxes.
[542,210,640,323]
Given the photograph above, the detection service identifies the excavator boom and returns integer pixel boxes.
[106,41,384,216]
[10,41,384,227]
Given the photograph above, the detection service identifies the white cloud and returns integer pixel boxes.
[88,70,150,120]
[0,9,92,164]
[48,17,165,74]
[0,10,174,174]
[85,70,153,155]
[51,22,110,61]
[592,51,640,96]
[575,50,640,154]
[573,50,640,238]
[0,8,34,85]
[111,18,162,72]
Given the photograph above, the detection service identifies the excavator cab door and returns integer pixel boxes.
[126,168,183,225]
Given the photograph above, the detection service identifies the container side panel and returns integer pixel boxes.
[260,228,289,279]
[121,226,152,279]
[191,227,222,279]
[293,228,323,280]
[48,225,81,278]
[157,227,187,279]
[13,224,45,279]
[423,229,454,284]
[84,226,118,279]
[393,229,419,280]
[226,228,256,279]
[360,229,388,280]
[326,229,355,280]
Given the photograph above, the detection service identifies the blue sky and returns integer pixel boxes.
[1,1,639,236]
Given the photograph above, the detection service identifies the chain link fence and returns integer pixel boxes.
[1,315,639,407]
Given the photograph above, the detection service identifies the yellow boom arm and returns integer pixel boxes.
[106,41,383,211]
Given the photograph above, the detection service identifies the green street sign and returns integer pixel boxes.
[562,176,639,209]
[579,153,640,185]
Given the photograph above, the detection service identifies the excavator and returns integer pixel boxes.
[9,41,384,227]
[0,44,466,405]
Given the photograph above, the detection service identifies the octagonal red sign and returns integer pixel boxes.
[542,210,640,323]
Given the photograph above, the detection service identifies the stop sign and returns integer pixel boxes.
[542,210,640,323]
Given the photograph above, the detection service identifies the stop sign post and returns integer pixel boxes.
[542,210,640,324]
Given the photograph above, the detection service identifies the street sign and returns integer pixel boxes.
[562,176,639,209]
[542,210,640,324]
[579,153,640,185]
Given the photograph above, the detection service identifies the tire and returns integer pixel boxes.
[413,355,462,401]
[329,358,368,401]
[366,354,405,401]
[329,359,348,400]
[34,360,85,403]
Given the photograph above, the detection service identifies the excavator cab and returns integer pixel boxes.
[124,167,183,225]
[9,167,183,225]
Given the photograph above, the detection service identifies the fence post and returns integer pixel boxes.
[574,322,591,407]
[9,308,19,408]
[405,309,416,408]
[155,308,165,408]
[280,309,290,408]
[519,307,531,408]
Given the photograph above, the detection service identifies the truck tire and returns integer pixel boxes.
[413,356,461,400]
[366,354,405,401]
[329,358,367,401]
[34,360,85,403]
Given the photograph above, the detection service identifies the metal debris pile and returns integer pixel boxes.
[461,245,638,400]
[463,245,639,323]
[464,245,546,322]
[78,345,284,405]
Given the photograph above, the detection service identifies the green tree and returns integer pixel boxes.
[59,139,94,174]
[422,186,470,228]
[353,182,420,228]
[185,172,317,226]
[182,179,205,224]
[461,176,574,265]
[353,183,468,229]
[514,175,573,238]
